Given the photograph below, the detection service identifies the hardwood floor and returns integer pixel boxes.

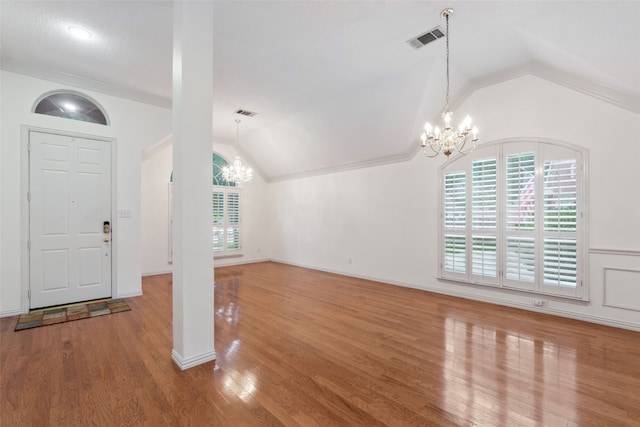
[2,261,639,426]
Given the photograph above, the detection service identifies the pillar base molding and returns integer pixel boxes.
[171,348,217,370]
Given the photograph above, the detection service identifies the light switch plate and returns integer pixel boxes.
[118,209,132,218]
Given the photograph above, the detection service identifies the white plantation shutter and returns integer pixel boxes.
[443,171,467,277]
[543,159,577,231]
[503,151,537,290]
[440,141,585,299]
[543,238,577,287]
[226,192,240,251]
[444,172,466,230]
[444,235,466,274]
[212,191,225,252]
[506,152,535,230]
[541,156,579,294]
[471,236,497,278]
[472,159,497,229]
[471,158,497,282]
[505,237,535,284]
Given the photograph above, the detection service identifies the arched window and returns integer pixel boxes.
[439,139,587,300]
[212,153,236,187]
[169,153,236,186]
[33,91,109,125]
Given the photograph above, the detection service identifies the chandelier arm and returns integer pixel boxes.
[456,138,476,155]
[423,141,443,157]
[460,141,477,155]
[423,147,441,158]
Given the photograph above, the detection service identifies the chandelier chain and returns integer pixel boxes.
[420,8,478,158]
[445,10,450,112]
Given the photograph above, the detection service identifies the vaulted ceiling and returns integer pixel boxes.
[2,1,639,180]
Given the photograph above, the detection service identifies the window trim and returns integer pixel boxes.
[438,138,589,301]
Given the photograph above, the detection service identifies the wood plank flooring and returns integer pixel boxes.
[2,261,640,426]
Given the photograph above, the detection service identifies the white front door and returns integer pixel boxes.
[29,131,112,309]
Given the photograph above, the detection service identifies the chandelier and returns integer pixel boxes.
[421,8,478,158]
[222,120,253,184]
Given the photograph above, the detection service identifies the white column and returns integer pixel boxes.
[171,0,215,370]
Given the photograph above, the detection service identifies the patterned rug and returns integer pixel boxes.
[14,298,131,331]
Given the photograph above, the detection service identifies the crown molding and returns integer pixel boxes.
[0,57,172,109]
[528,62,640,115]
[141,134,270,184]
[298,61,640,184]
[4,55,637,183]
[267,151,413,183]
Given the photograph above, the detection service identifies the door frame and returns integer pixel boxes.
[20,125,118,313]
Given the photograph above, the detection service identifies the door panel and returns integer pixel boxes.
[29,131,112,309]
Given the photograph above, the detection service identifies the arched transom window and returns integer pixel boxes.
[33,91,109,125]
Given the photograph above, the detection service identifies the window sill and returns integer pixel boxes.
[214,252,243,259]
[437,275,589,303]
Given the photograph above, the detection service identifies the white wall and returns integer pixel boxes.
[0,71,172,316]
[140,138,270,276]
[269,74,640,331]
[7,70,637,331]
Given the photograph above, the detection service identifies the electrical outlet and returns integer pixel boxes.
[348,257,352,264]
[533,299,547,307]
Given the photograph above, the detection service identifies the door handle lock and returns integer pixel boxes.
[103,221,111,234]
[103,238,111,243]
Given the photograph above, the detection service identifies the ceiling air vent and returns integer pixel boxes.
[236,109,258,117]
[407,26,444,49]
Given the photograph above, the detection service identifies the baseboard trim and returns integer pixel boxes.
[214,257,270,267]
[0,308,24,318]
[171,349,217,370]
[142,270,173,277]
[141,258,271,278]
[269,259,640,332]
[116,290,143,299]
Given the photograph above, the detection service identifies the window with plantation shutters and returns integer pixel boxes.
[212,188,241,255]
[169,152,243,261]
[212,192,225,252]
[439,140,586,300]
[211,152,242,256]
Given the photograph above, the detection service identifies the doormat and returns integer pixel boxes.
[14,298,131,331]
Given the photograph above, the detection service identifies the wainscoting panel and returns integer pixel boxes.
[603,268,640,311]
